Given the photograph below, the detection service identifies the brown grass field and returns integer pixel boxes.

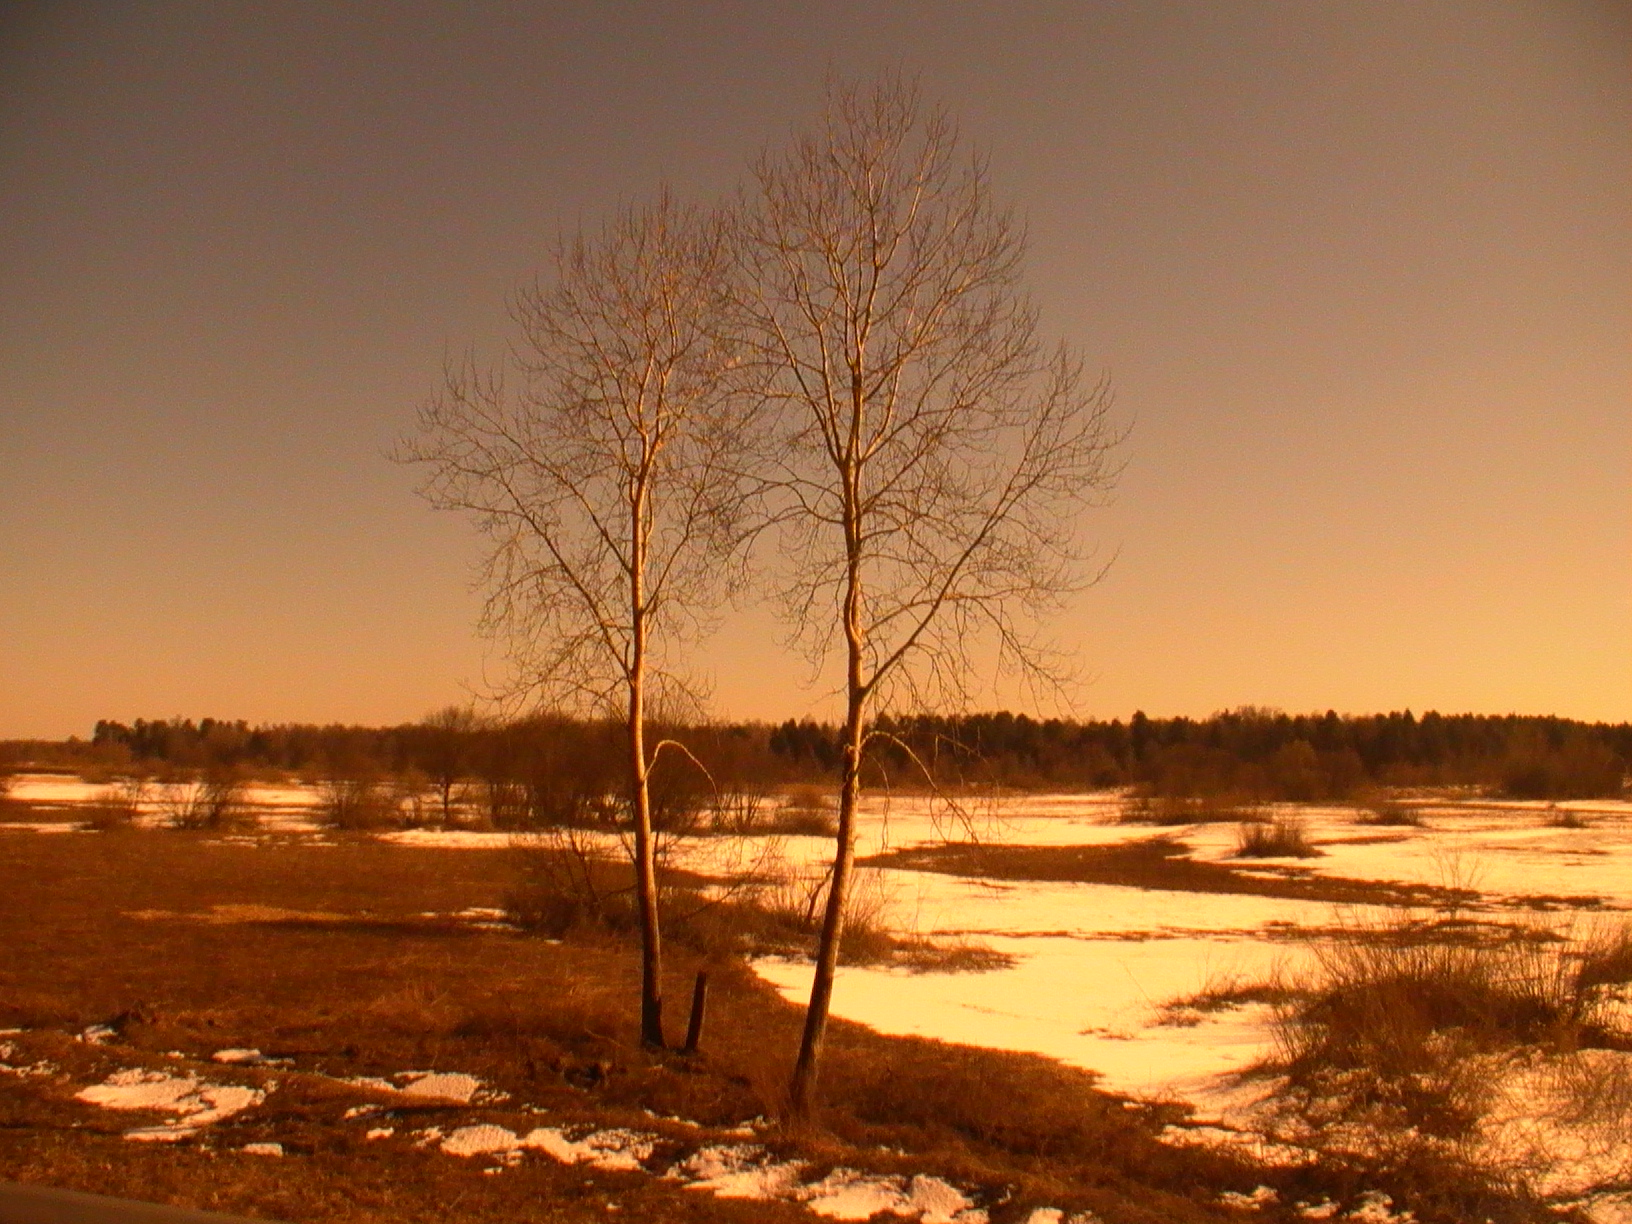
[0,830,1314,1224]
[858,837,1482,909]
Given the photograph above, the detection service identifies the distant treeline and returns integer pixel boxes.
[2,708,1625,804]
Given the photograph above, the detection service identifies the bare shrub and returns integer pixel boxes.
[1232,814,1321,858]
[85,775,149,832]
[1355,796,1424,827]
[391,768,438,828]
[1545,804,1590,830]
[505,829,637,937]
[319,775,403,830]
[475,778,530,829]
[157,769,251,831]
[1121,794,1264,826]
[769,785,838,837]
[1157,968,1299,1027]
[705,786,772,836]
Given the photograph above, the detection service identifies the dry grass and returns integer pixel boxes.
[1118,795,1265,826]
[1575,920,1632,996]
[862,837,1473,908]
[1545,805,1591,830]
[1354,798,1424,827]
[1232,815,1322,859]
[1262,917,1632,1213]
[0,828,1294,1223]
[505,835,1004,972]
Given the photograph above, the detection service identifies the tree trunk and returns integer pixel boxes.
[789,518,867,1116]
[683,970,710,1054]
[629,529,665,1049]
[629,686,664,1048]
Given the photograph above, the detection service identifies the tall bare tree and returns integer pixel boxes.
[738,77,1122,1115]
[401,191,752,1048]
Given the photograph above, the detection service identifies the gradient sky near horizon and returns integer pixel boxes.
[2,1,1627,739]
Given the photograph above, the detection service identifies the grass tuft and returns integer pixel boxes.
[1545,804,1590,830]
[1119,795,1267,826]
[1232,815,1321,858]
[1270,919,1632,1150]
[1355,797,1424,827]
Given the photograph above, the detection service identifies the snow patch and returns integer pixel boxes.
[1342,1192,1415,1223]
[671,1144,806,1199]
[520,1126,654,1171]
[76,1068,265,1140]
[797,1168,983,1222]
[441,1124,522,1158]
[212,1047,285,1065]
[397,1070,482,1102]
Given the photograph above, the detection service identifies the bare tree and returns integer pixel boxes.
[400,190,754,1048]
[738,76,1122,1115]
[417,704,481,823]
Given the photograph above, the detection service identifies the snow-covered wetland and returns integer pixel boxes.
[6,776,1632,1218]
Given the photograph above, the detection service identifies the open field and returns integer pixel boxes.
[3,776,1632,1222]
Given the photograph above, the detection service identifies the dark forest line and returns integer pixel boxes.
[3,707,1627,804]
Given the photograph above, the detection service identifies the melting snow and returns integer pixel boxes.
[521,1126,654,1171]
[797,1169,984,1222]
[212,1047,283,1065]
[672,1144,806,1199]
[76,1068,265,1140]
[441,1124,522,1157]
[398,1070,482,1102]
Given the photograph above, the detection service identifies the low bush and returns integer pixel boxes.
[1119,795,1264,826]
[80,775,150,832]
[1232,815,1320,858]
[1545,804,1590,829]
[704,787,772,835]
[157,769,252,831]
[1355,797,1424,826]
[319,776,405,829]
[504,830,648,937]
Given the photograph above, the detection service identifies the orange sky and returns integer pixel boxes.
[1,1,1627,738]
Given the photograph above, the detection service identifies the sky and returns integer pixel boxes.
[1,1,1627,739]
